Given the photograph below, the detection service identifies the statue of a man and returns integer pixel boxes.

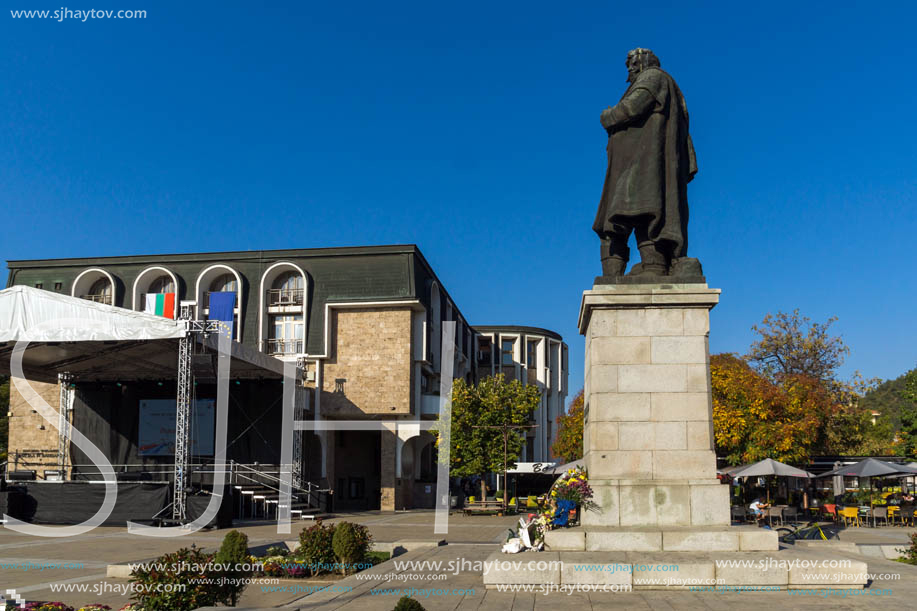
[594,48,701,279]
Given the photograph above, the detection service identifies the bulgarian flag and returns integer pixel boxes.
[145,293,176,319]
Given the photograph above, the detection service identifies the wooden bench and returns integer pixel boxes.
[463,501,505,516]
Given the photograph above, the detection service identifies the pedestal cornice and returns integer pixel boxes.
[578,284,721,335]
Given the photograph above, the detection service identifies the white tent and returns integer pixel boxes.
[0,285,185,343]
[0,285,286,381]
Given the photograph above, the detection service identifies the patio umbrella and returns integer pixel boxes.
[717,464,750,476]
[817,458,917,479]
[832,461,845,498]
[730,458,813,504]
[729,458,814,479]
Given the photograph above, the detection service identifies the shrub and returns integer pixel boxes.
[332,521,373,575]
[77,607,112,611]
[393,596,426,611]
[296,518,337,576]
[22,604,74,611]
[129,546,221,611]
[895,532,917,565]
[213,529,251,606]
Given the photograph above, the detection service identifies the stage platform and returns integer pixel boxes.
[2,480,233,527]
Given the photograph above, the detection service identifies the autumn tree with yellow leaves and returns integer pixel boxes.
[551,390,584,463]
[713,311,898,464]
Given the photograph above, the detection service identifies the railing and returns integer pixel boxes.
[81,294,112,305]
[267,288,303,306]
[226,461,330,518]
[264,338,304,355]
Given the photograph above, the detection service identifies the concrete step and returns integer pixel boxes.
[544,525,778,552]
[482,547,869,590]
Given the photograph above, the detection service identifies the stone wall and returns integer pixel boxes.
[319,306,416,511]
[320,307,414,417]
[7,377,64,475]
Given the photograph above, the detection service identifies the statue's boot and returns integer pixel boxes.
[627,241,668,276]
[600,240,628,277]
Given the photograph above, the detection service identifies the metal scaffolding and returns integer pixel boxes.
[57,372,74,478]
[172,306,223,522]
[292,358,308,490]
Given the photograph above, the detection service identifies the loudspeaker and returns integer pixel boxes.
[7,470,37,481]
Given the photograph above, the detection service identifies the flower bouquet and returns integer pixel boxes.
[549,466,596,526]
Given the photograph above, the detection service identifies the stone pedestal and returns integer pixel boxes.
[578,283,729,528]
[482,282,867,590]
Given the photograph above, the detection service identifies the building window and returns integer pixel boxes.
[84,278,113,305]
[477,337,492,366]
[209,273,237,294]
[54,282,62,291]
[527,339,538,369]
[525,437,535,461]
[34,283,43,289]
[501,338,515,366]
[266,313,304,354]
[140,275,176,310]
[268,272,303,306]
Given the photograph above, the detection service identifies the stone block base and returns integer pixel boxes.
[581,480,730,527]
[544,525,778,552]
[482,548,868,590]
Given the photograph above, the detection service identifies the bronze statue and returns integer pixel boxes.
[594,48,703,281]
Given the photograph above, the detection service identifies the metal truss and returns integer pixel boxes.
[172,330,193,521]
[57,372,74,478]
[292,358,307,490]
[173,312,233,521]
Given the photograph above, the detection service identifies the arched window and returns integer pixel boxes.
[148,275,175,294]
[87,278,113,305]
[74,269,117,305]
[140,275,176,312]
[209,273,238,293]
[259,262,308,356]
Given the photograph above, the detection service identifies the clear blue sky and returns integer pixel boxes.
[3,1,916,397]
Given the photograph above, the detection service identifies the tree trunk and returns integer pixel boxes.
[481,478,487,500]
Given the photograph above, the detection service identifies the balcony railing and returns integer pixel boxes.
[267,288,304,306]
[81,294,112,305]
[264,339,304,355]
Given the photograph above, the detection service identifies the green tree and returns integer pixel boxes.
[443,374,541,499]
[551,389,583,463]
[899,368,917,457]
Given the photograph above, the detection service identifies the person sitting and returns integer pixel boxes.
[749,497,770,526]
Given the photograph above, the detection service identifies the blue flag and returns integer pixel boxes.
[209,291,236,336]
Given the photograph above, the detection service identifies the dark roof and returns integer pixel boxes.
[6,244,423,267]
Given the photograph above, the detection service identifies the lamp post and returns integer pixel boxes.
[472,423,537,510]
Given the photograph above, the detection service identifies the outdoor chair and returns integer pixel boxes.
[730,505,747,523]
[766,506,783,527]
[897,506,915,527]
[781,506,800,525]
[526,496,538,509]
[871,506,889,527]
[822,504,837,522]
[839,506,860,527]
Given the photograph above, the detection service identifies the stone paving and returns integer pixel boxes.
[1,511,914,610]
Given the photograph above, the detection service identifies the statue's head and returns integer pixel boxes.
[626,48,660,82]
